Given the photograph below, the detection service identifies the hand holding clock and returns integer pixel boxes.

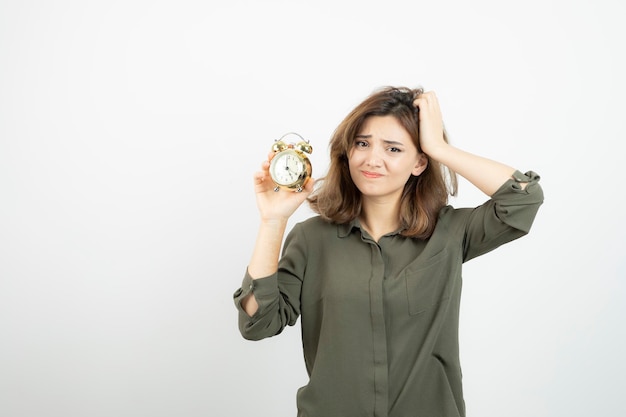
[253,152,315,222]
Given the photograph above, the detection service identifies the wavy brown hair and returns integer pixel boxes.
[308,86,458,239]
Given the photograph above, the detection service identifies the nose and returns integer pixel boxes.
[366,146,383,167]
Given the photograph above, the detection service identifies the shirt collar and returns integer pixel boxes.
[337,218,404,238]
[337,218,360,238]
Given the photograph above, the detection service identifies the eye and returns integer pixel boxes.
[354,140,368,148]
[387,147,402,153]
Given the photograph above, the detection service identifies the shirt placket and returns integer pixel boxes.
[368,241,389,417]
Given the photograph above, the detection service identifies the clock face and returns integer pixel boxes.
[270,150,307,186]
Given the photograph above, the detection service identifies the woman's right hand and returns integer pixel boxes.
[253,153,315,222]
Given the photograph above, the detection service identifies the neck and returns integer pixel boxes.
[359,198,401,241]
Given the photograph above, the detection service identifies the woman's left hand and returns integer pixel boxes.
[413,91,447,158]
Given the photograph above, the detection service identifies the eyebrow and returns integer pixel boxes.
[355,134,405,146]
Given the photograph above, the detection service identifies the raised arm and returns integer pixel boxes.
[240,155,314,316]
[413,92,526,195]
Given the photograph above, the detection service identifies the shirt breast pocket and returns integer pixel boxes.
[405,249,451,316]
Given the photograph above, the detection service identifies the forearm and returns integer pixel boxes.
[428,144,523,196]
[249,218,289,277]
[241,218,289,316]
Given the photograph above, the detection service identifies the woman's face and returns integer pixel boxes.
[348,115,427,201]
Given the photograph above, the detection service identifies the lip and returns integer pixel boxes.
[362,170,383,179]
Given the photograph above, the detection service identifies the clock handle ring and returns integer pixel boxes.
[278,132,309,144]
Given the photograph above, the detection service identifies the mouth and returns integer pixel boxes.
[362,170,383,179]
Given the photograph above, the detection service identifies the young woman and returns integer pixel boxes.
[233,86,544,417]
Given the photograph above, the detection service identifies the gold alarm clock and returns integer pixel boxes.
[269,132,313,192]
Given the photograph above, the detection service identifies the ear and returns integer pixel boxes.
[412,153,428,176]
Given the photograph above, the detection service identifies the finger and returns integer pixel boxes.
[303,177,315,193]
[413,91,437,107]
[253,171,265,184]
[412,96,426,108]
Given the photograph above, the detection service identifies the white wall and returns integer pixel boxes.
[1,1,624,416]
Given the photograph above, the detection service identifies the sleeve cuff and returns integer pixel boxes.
[493,170,541,196]
[233,269,279,315]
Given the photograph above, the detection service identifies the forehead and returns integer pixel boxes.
[358,115,412,141]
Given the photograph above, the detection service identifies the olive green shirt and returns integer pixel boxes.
[234,171,543,417]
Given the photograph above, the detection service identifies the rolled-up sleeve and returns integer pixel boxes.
[462,170,544,262]
[233,272,281,340]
